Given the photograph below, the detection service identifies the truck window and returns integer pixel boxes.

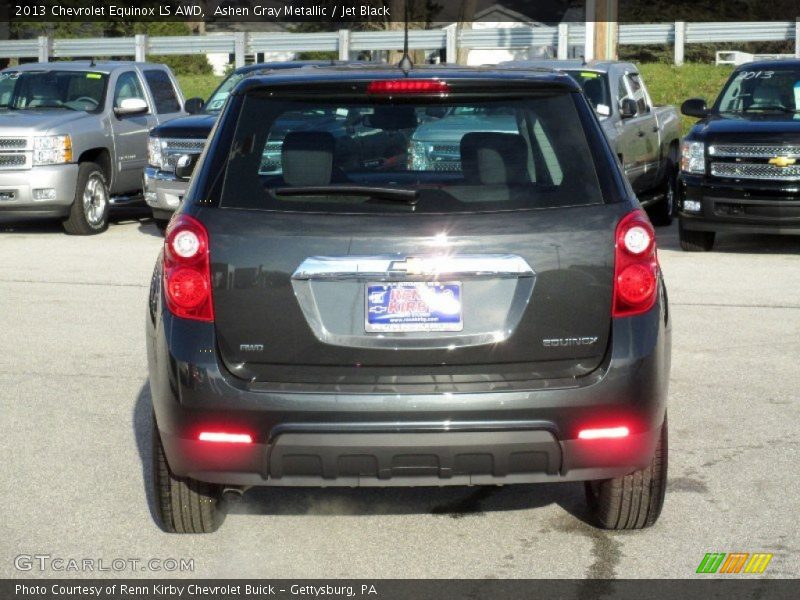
[114,71,147,108]
[0,70,107,111]
[563,70,611,116]
[219,94,605,214]
[716,67,800,113]
[143,70,180,114]
[625,74,650,114]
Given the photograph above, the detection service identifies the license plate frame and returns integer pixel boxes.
[365,281,463,333]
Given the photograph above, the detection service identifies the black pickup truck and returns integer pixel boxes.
[678,59,800,251]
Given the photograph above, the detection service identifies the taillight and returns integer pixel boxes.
[163,215,214,322]
[613,210,658,318]
[366,79,450,95]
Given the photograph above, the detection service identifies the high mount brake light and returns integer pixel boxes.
[613,210,659,318]
[366,80,450,95]
[163,215,214,322]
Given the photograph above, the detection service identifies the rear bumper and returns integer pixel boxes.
[678,174,800,234]
[143,167,186,214]
[0,164,78,222]
[147,294,670,487]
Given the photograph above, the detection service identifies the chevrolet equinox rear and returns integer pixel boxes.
[145,66,671,533]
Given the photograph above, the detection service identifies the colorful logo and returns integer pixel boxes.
[768,156,797,168]
[696,553,773,574]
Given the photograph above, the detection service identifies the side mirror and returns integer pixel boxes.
[681,98,709,119]
[619,98,638,119]
[114,97,148,116]
[184,97,204,114]
[175,154,198,181]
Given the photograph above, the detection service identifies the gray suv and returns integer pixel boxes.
[0,61,185,234]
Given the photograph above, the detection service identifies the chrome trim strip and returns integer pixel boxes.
[709,144,800,159]
[711,162,800,182]
[292,254,534,281]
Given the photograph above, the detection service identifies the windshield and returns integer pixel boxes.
[219,93,604,214]
[716,67,800,113]
[204,72,245,113]
[564,70,611,116]
[0,70,107,111]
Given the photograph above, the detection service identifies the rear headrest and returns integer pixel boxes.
[281,131,336,187]
[460,132,529,185]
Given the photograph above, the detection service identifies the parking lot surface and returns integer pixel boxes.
[1,215,798,578]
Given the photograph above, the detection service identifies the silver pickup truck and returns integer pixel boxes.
[0,61,185,234]
[413,60,681,224]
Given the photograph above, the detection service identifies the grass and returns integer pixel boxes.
[638,63,734,134]
[178,63,734,136]
[176,74,224,102]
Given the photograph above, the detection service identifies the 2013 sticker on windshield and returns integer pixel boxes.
[736,71,774,80]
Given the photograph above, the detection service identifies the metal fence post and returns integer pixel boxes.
[444,24,457,64]
[37,35,51,62]
[674,21,686,66]
[337,29,350,61]
[795,17,800,58]
[234,32,246,68]
[557,23,569,59]
[134,34,147,62]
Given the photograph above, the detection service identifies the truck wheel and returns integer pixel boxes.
[152,416,225,533]
[63,162,109,235]
[678,221,715,252]
[648,162,677,227]
[584,417,668,530]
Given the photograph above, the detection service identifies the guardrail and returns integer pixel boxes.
[0,21,798,66]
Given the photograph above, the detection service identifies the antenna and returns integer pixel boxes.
[398,0,413,75]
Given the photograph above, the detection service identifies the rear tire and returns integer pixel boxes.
[679,221,715,252]
[152,416,225,533]
[584,417,668,530]
[63,162,109,235]
[648,161,677,227]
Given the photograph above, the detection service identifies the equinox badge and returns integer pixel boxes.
[542,337,599,348]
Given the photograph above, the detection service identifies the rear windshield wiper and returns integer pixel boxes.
[269,185,420,206]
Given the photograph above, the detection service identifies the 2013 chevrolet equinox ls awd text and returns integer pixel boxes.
[146,65,671,533]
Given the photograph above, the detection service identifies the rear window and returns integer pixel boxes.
[219,92,604,214]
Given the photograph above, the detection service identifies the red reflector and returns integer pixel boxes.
[198,432,253,444]
[367,79,450,94]
[578,426,630,440]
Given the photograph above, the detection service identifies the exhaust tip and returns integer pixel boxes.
[222,487,245,503]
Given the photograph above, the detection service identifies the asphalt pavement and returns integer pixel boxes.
[1,215,798,579]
